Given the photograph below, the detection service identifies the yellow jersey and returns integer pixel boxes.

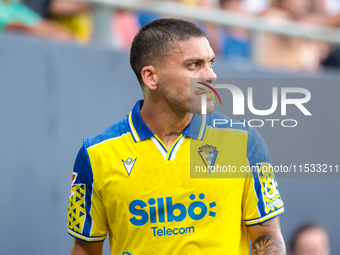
[68,99,284,255]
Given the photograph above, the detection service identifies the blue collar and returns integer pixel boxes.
[128,99,207,142]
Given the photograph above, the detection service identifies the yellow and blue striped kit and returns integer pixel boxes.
[68,99,284,254]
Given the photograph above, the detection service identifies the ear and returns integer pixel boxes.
[141,65,158,91]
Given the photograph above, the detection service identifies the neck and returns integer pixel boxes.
[140,98,192,148]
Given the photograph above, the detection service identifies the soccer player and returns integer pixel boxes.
[68,18,286,254]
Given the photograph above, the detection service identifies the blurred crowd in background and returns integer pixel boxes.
[1,0,340,71]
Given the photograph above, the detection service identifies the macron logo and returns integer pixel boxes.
[122,158,137,176]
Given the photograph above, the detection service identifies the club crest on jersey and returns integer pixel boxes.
[198,145,218,174]
[122,157,137,176]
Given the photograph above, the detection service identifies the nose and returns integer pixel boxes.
[200,64,217,86]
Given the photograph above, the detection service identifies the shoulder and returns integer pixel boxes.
[84,114,130,149]
[205,111,267,149]
[205,111,249,132]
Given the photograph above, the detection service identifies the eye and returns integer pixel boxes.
[189,62,199,68]
[208,60,215,68]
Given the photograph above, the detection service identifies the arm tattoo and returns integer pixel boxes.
[165,132,181,137]
[251,234,286,255]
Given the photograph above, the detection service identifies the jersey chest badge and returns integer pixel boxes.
[122,157,137,176]
[198,144,218,174]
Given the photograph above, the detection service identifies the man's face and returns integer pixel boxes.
[155,36,217,115]
[293,228,330,255]
[281,0,310,16]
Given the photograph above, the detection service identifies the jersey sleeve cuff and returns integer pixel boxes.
[68,228,106,242]
[244,207,284,226]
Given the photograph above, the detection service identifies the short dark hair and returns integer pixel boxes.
[130,18,207,86]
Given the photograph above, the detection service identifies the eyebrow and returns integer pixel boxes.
[183,56,215,64]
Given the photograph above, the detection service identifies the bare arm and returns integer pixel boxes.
[5,19,74,42]
[247,217,286,255]
[70,239,104,255]
[49,0,91,17]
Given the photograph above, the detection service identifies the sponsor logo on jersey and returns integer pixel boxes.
[128,193,217,236]
[198,145,218,174]
[129,193,216,226]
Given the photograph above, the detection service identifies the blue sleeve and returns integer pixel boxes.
[243,126,284,226]
[247,126,271,166]
[67,140,107,242]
